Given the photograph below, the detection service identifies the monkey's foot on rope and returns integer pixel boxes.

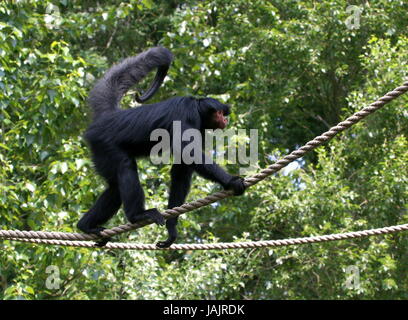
[156,237,176,249]
[95,238,111,247]
[92,227,112,247]
[129,208,166,227]
[75,223,112,246]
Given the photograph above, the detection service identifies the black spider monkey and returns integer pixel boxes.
[77,47,246,248]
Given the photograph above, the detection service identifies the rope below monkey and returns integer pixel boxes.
[1,81,407,250]
[5,223,408,250]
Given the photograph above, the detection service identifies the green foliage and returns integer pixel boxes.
[0,0,407,299]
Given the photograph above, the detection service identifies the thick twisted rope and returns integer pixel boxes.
[0,81,407,246]
[4,224,408,250]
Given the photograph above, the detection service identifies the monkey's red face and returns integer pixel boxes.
[213,110,228,129]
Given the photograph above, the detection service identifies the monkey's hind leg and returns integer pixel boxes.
[117,157,165,226]
[77,185,121,245]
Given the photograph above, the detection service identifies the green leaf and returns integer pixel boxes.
[142,0,154,9]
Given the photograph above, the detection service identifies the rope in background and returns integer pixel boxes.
[1,81,407,249]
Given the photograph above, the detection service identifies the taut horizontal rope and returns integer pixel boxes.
[1,80,407,248]
[4,223,408,250]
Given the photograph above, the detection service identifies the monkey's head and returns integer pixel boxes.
[198,97,231,130]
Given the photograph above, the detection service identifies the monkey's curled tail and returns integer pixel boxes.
[88,47,173,117]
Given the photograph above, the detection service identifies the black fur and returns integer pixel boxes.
[89,46,173,117]
[77,47,246,248]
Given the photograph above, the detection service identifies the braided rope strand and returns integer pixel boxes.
[0,81,407,246]
[4,223,408,250]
